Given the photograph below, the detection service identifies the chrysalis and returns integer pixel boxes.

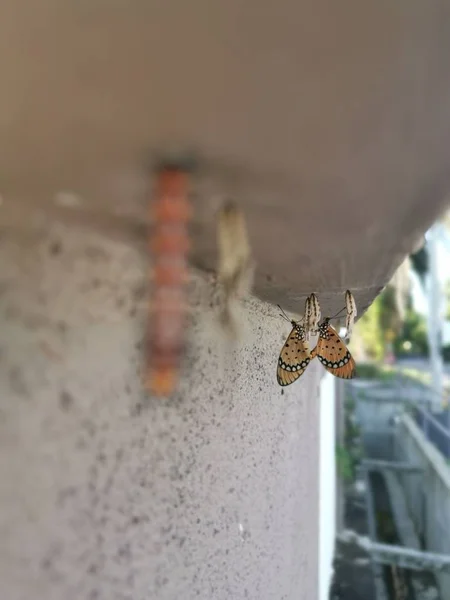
[304,292,321,339]
[309,293,321,333]
[216,200,254,338]
[304,296,312,341]
[345,289,357,340]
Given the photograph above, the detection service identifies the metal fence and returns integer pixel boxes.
[394,370,450,460]
[347,370,450,460]
[347,373,450,599]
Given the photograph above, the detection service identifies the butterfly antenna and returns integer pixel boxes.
[277,304,291,323]
[330,306,346,320]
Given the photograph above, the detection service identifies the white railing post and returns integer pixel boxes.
[427,225,444,411]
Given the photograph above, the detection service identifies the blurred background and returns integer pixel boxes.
[333,210,450,599]
[352,209,450,401]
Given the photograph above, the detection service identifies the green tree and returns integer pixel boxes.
[379,284,402,335]
[355,284,426,360]
[356,291,385,360]
[445,280,450,320]
[410,245,428,286]
[393,309,429,357]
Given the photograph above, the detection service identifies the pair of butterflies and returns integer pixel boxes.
[276,316,356,386]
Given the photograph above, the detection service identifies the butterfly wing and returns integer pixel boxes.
[277,324,312,386]
[313,322,356,379]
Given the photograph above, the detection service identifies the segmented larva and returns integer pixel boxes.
[145,163,191,396]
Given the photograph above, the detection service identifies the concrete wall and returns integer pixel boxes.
[333,380,345,536]
[318,373,336,600]
[395,414,450,599]
[0,218,325,600]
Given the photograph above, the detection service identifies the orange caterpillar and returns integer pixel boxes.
[146,162,192,396]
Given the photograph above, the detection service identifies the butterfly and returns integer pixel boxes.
[310,317,356,379]
[277,316,312,386]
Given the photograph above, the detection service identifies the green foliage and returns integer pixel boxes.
[335,392,364,485]
[344,392,356,412]
[442,281,450,362]
[356,285,401,360]
[445,280,450,320]
[356,363,396,381]
[393,309,429,357]
[335,445,354,482]
[410,245,429,284]
[357,362,434,388]
[378,284,401,334]
[356,284,428,360]
[357,293,385,360]
[443,346,450,363]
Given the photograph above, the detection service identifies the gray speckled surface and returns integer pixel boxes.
[0,221,321,600]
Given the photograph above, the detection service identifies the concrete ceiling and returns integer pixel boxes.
[1,0,450,316]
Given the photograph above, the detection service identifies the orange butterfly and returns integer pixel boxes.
[276,309,312,386]
[310,318,356,379]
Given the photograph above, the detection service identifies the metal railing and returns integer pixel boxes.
[339,530,450,574]
[350,368,450,460]
[394,368,450,460]
[346,375,450,599]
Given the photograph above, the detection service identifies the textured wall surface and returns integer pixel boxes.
[0,219,322,600]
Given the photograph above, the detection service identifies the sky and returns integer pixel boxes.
[410,227,450,345]
[411,229,450,317]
